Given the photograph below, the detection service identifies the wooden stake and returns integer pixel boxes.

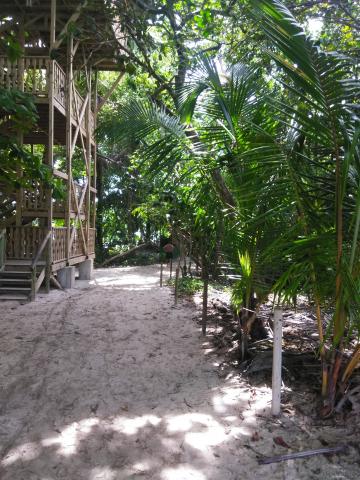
[169,258,173,279]
[272,307,283,416]
[201,258,209,335]
[202,273,209,336]
[174,266,180,305]
[160,261,163,287]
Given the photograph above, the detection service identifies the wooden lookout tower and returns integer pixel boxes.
[0,0,124,300]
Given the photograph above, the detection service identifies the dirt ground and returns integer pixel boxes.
[0,264,359,479]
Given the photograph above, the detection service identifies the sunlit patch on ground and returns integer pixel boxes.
[0,265,359,479]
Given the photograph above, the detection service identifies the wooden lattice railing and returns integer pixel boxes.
[6,226,49,259]
[53,61,66,108]
[88,228,95,255]
[52,227,67,263]
[23,181,47,213]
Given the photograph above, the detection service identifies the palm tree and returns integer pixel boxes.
[249,0,360,414]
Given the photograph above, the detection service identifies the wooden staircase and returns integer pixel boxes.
[0,260,46,302]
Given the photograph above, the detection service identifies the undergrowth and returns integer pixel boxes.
[166,277,203,296]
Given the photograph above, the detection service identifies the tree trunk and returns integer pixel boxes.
[100,242,153,266]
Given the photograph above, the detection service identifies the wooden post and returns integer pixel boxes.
[160,260,163,287]
[93,70,98,231]
[50,0,56,46]
[85,65,92,256]
[46,1,56,291]
[65,33,73,262]
[272,307,283,416]
[169,258,173,279]
[16,19,25,227]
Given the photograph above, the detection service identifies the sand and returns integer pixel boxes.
[0,264,358,479]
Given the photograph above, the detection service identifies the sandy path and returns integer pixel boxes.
[0,265,357,479]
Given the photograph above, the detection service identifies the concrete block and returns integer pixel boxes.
[57,266,75,289]
[78,258,93,280]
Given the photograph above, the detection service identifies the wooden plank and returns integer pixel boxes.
[68,255,87,266]
[51,260,67,272]
[22,211,48,218]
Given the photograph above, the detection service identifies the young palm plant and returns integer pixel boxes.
[250,0,360,414]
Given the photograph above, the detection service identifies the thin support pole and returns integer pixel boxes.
[202,272,209,336]
[169,258,173,279]
[160,261,163,287]
[65,33,73,262]
[174,265,180,305]
[272,307,283,416]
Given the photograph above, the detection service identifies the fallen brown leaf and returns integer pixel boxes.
[273,436,291,448]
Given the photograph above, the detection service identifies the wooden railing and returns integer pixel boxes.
[0,56,21,89]
[70,229,86,258]
[88,228,96,255]
[23,182,47,213]
[24,56,49,96]
[6,226,49,259]
[5,226,94,271]
[0,56,94,132]
[53,61,66,108]
[52,227,67,263]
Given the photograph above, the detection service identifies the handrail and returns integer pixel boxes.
[31,230,51,270]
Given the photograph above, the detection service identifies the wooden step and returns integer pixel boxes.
[0,293,29,301]
[0,278,32,284]
[0,287,31,292]
[0,270,31,277]
[5,259,32,265]
[5,259,46,267]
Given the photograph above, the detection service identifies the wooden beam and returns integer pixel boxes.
[51,1,87,52]
[53,169,68,181]
[50,0,56,48]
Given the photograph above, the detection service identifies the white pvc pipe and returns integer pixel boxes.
[272,307,283,416]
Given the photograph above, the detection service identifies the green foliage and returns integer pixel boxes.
[96,0,360,407]
[0,88,53,190]
[167,277,204,297]
[0,22,23,62]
